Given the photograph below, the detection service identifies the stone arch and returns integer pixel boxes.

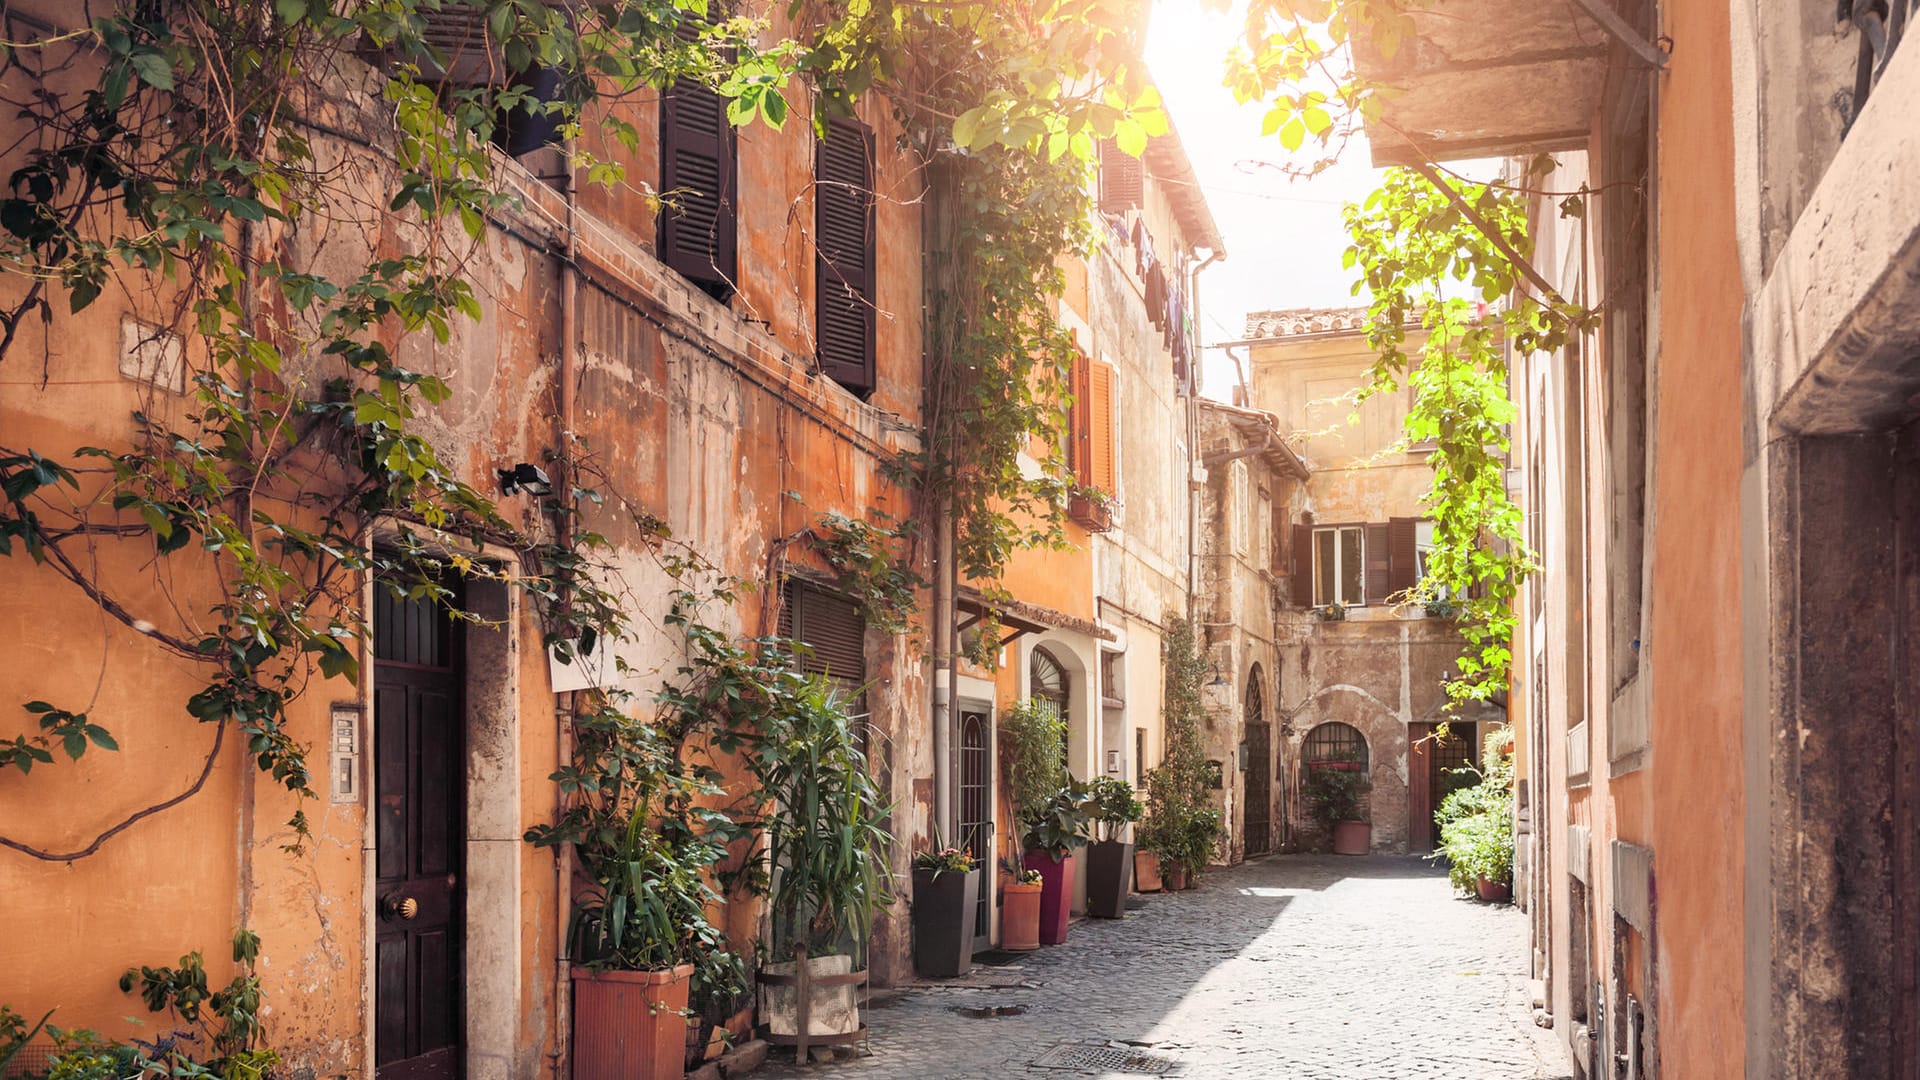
[1288,684,1410,852]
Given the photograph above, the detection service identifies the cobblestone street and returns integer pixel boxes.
[760,855,1571,1080]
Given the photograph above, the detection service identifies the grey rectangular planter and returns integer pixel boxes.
[911,866,980,978]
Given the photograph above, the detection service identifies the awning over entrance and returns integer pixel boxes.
[1352,0,1617,166]
[956,585,1116,648]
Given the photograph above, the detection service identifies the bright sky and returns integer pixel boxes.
[1142,0,1389,396]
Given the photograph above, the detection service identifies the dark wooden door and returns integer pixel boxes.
[1409,722,1477,853]
[373,585,464,1080]
[958,710,994,946]
[1242,674,1270,856]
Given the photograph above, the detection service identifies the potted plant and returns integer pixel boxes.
[1137,619,1223,890]
[1304,765,1371,855]
[1432,728,1517,902]
[1132,827,1165,893]
[1023,780,1095,943]
[527,699,741,1080]
[910,835,980,979]
[1000,864,1044,951]
[1001,699,1088,945]
[1084,777,1144,917]
[741,674,893,1046]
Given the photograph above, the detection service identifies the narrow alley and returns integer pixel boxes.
[761,857,1571,1080]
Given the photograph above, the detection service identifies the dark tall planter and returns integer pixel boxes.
[1024,850,1076,945]
[911,866,980,979]
[1085,840,1134,918]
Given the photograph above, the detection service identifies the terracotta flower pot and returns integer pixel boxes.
[1163,862,1190,891]
[1024,850,1076,945]
[1002,880,1043,951]
[571,964,693,1080]
[1134,850,1163,893]
[1476,875,1513,903]
[1331,820,1372,856]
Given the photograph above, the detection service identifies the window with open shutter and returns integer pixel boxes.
[1388,517,1419,597]
[403,11,566,157]
[1290,523,1314,606]
[1070,353,1093,481]
[1098,139,1143,214]
[1088,361,1116,493]
[1365,523,1390,603]
[659,77,737,299]
[815,117,876,396]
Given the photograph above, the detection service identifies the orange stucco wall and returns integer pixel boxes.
[1646,0,1746,1070]
[0,6,928,1075]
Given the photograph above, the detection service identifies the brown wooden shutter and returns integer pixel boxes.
[1388,517,1419,597]
[815,116,876,396]
[1291,524,1314,607]
[1089,361,1116,492]
[1070,352,1093,483]
[780,581,867,686]
[1271,500,1287,573]
[659,77,737,298]
[1098,139,1143,214]
[1365,523,1390,605]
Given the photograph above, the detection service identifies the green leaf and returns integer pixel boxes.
[951,106,986,149]
[129,51,174,91]
[274,0,307,24]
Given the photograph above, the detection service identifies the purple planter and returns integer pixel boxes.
[1024,850,1076,945]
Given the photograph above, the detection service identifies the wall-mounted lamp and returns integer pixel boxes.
[497,463,553,497]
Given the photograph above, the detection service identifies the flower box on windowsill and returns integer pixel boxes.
[1068,494,1113,533]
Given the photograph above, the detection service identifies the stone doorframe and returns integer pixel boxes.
[358,532,525,1080]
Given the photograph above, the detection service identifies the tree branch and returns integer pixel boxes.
[0,721,225,861]
[1407,161,1573,311]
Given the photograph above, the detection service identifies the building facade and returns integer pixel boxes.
[1361,0,1920,1075]
[0,4,932,1078]
[1226,308,1501,857]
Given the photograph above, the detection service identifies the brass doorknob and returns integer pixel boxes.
[384,894,419,920]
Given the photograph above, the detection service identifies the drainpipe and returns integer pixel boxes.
[1186,250,1225,608]
[551,139,579,1080]
[933,506,955,838]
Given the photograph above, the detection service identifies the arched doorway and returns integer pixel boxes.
[1301,721,1370,830]
[1244,669,1271,856]
[1031,646,1070,765]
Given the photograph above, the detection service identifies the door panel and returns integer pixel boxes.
[375,584,464,1080]
[958,711,994,945]
[1244,722,1272,856]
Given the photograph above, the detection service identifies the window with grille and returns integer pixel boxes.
[1032,646,1070,764]
[1302,721,1368,775]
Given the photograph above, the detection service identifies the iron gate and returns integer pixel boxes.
[1244,675,1271,856]
[959,711,994,943]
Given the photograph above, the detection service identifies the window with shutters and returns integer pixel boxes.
[658,76,737,300]
[815,116,876,397]
[1231,463,1250,556]
[1412,520,1455,600]
[1257,489,1273,570]
[1311,525,1365,607]
[398,11,568,157]
[1097,139,1143,215]
[777,580,868,691]
[1077,358,1116,494]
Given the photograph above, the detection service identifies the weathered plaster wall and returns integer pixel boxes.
[0,9,929,1073]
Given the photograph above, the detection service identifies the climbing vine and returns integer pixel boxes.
[1343,165,1594,705]
[0,0,1165,861]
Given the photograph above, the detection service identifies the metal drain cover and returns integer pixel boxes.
[1032,1040,1178,1074]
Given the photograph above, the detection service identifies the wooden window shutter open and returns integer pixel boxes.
[659,77,738,299]
[815,116,876,396]
[1388,517,1419,597]
[1098,139,1143,214]
[1070,353,1093,484]
[1089,360,1116,493]
[1291,524,1314,606]
[1365,523,1390,604]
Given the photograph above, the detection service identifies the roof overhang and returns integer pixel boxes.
[1352,0,1615,167]
[956,586,1116,646]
